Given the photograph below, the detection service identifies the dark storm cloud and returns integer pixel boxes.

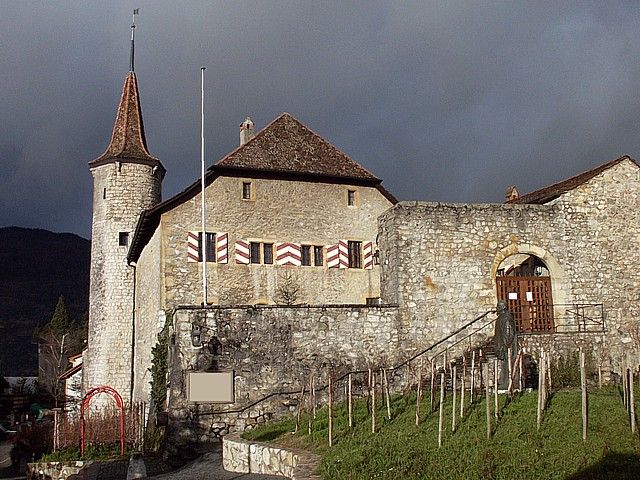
[2,1,640,237]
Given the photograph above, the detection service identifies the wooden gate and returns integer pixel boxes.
[496,276,554,332]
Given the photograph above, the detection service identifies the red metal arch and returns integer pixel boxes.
[80,386,125,456]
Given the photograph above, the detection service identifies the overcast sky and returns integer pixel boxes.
[2,1,640,238]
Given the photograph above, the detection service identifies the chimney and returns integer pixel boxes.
[239,116,255,146]
[505,185,519,201]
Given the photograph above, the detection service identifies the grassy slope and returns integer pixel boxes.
[244,387,640,479]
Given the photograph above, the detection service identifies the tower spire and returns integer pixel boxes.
[129,9,139,72]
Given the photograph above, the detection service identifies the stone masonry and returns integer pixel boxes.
[166,305,400,446]
[86,161,162,401]
[378,158,640,368]
[132,176,392,403]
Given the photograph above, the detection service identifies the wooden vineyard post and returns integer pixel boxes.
[295,382,306,433]
[598,365,602,390]
[460,355,466,418]
[537,350,544,431]
[546,353,552,393]
[580,349,588,442]
[416,362,422,426]
[470,351,476,403]
[518,348,524,392]
[484,362,491,440]
[312,374,317,419]
[347,373,353,428]
[507,347,513,388]
[430,359,436,413]
[383,368,392,421]
[494,358,499,419]
[371,371,377,434]
[508,348,524,397]
[328,373,333,447]
[308,377,313,435]
[630,366,636,435]
[438,372,445,447]
[451,363,457,432]
[368,367,373,413]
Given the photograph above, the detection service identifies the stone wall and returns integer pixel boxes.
[378,159,640,366]
[132,227,165,401]
[86,161,162,402]
[166,305,400,446]
[223,432,321,480]
[161,176,391,306]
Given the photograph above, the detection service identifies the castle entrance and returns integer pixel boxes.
[496,254,554,332]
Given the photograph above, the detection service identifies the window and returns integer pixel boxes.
[250,242,261,263]
[301,246,311,266]
[348,240,362,268]
[242,182,252,200]
[103,188,107,199]
[347,189,356,206]
[263,243,273,264]
[301,245,324,266]
[249,242,273,264]
[118,232,129,246]
[198,232,216,262]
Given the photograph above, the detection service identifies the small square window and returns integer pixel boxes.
[347,190,356,206]
[301,245,311,266]
[263,243,273,264]
[242,182,252,200]
[314,246,324,266]
[119,232,129,247]
[250,242,261,264]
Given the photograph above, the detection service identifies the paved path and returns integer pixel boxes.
[149,451,285,480]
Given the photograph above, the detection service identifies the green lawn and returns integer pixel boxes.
[243,387,640,479]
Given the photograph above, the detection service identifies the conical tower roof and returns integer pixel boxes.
[89,72,164,171]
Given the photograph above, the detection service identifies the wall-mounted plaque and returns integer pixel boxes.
[187,371,235,403]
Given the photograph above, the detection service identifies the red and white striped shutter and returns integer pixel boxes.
[363,241,374,270]
[338,240,349,269]
[216,232,228,264]
[327,244,340,268]
[235,239,250,264]
[276,242,302,266]
[187,231,200,262]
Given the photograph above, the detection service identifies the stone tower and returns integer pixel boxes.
[85,70,165,402]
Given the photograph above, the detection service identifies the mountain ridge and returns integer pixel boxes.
[0,226,90,376]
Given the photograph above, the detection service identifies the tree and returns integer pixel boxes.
[276,269,301,305]
[35,295,86,408]
[49,295,73,336]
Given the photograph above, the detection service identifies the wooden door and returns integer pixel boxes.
[496,276,554,332]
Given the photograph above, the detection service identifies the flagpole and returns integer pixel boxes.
[201,66,207,305]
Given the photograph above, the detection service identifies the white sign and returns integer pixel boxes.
[508,292,518,300]
[188,371,235,403]
[526,291,534,302]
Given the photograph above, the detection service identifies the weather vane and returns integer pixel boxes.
[129,8,139,72]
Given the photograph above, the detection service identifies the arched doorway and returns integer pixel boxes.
[496,254,554,332]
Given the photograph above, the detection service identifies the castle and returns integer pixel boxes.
[85,51,639,441]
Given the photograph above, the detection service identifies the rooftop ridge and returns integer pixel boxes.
[509,155,639,205]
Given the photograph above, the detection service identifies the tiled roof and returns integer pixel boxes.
[127,113,395,263]
[89,72,164,170]
[216,113,379,181]
[509,155,639,204]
